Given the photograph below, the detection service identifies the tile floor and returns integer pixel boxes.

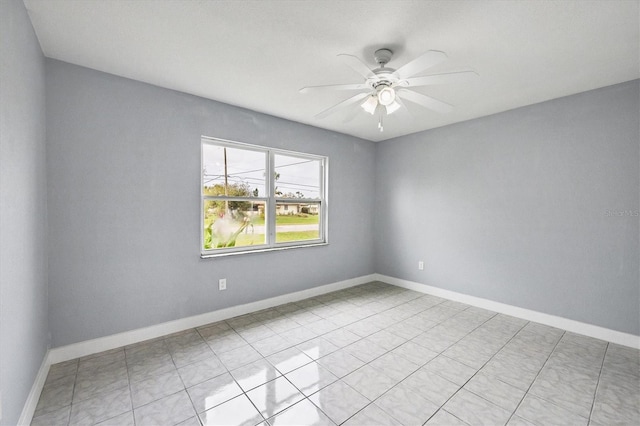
[31,282,639,426]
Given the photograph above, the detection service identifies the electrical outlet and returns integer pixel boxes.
[418,261,424,270]
[219,278,227,291]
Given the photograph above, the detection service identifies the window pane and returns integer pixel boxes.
[203,144,266,197]
[275,202,320,243]
[203,199,266,249]
[274,154,321,199]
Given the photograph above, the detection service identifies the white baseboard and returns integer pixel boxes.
[48,274,376,364]
[17,349,52,426]
[375,273,640,349]
[23,272,638,425]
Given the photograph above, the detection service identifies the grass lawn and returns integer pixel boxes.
[276,231,319,242]
[253,215,319,225]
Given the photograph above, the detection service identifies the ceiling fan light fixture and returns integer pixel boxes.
[385,100,401,115]
[360,95,378,115]
[377,86,396,106]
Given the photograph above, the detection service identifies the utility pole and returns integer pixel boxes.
[224,147,229,214]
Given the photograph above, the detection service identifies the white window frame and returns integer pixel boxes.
[201,136,328,258]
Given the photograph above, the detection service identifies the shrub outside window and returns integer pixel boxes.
[201,137,327,257]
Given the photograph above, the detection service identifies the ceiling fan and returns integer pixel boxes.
[300,48,477,131]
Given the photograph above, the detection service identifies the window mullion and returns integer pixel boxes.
[267,151,276,246]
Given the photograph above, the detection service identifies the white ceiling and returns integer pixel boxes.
[24,0,639,142]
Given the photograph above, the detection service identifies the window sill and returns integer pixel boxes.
[200,241,328,259]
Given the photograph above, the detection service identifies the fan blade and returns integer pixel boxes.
[403,70,478,87]
[315,92,369,119]
[341,103,363,123]
[394,50,448,80]
[300,83,370,94]
[397,89,453,113]
[337,54,376,79]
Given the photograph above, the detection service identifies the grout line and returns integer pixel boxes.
[587,342,609,425]
[503,330,567,425]
[417,314,529,424]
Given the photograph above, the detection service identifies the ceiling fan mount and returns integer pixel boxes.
[373,48,394,68]
[300,46,477,131]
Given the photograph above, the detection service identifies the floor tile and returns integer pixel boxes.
[231,358,282,392]
[170,342,216,368]
[424,409,469,426]
[207,333,248,354]
[197,321,232,339]
[218,344,262,370]
[369,352,419,382]
[134,390,196,426]
[73,366,130,403]
[69,386,132,426]
[374,383,439,425]
[34,374,75,415]
[480,350,545,390]
[237,324,277,343]
[77,350,126,374]
[590,373,640,425]
[94,410,135,426]
[343,365,397,401]
[126,353,176,383]
[391,340,438,366]
[165,329,205,351]
[252,334,293,357]
[529,364,598,417]
[267,398,335,426]
[411,327,462,353]
[505,415,536,426]
[186,372,243,413]
[308,381,369,424]
[365,330,406,351]
[282,325,318,346]
[130,368,185,408]
[304,319,341,335]
[384,322,425,340]
[285,361,338,396]
[265,318,301,334]
[342,403,401,426]
[401,367,460,406]
[343,339,387,363]
[199,394,263,426]
[343,318,383,337]
[296,337,339,360]
[323,328,362,348]
[45,359,78,384]
[443,389,511,426]
[267,347,313,374]
[246,376,305,418]
[31,404,71,426]
[317,349,365,378]
[464,371,526,412]
[178,354,227,388]
[175,416,203,426]
[515,394,588,426]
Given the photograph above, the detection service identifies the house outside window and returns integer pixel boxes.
[201,137,328,257]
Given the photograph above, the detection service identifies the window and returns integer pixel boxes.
[201,137,327,257]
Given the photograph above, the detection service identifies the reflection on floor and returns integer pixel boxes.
[32,282,639,425]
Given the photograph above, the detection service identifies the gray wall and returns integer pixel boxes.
[46,60,376,347]
[375,80,640,335]
[0,0,49,424]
